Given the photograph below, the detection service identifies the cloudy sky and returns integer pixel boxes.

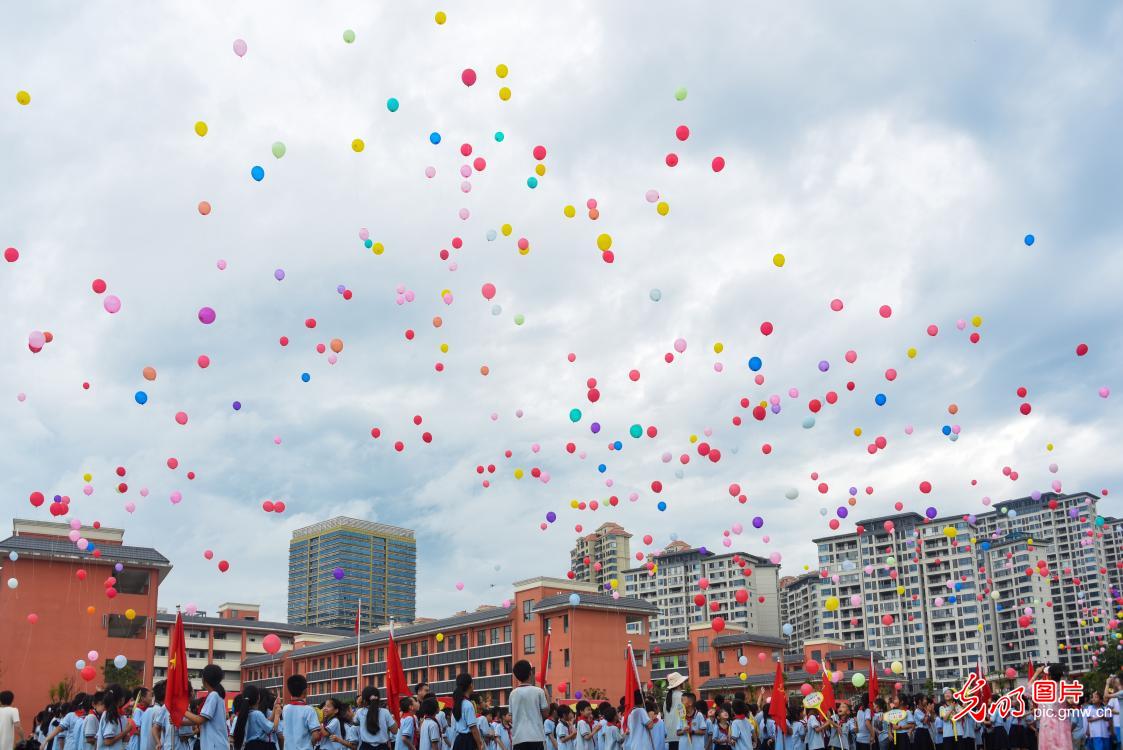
[1,1,1121,625]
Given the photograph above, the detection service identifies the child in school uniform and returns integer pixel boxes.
[730,702,756,750]
[598,709,622,750]
[556,708,577,750]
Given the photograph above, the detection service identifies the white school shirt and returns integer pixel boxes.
[419,720,442,750]
[575,720,593,750]
[356,708,397,745]
[685,714,706,750]
[601,725,622,750]
[555,722,574,750]
[394,716,417,750]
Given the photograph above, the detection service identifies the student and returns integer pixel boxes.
[681,695,707,750]
[575,703,598,750]
[506,661,548,750]
[730,701,756,750]
[623,693,653,750]
[828,704,855,750]
[127,691,150,750]
[418,701,443,750]
[475,705,496,750]
[99,686,130,750]
[1069,698,1085,750]
[804,710,824,750]
[1086,693,1112,750]
[173,700,199,750]
[395,699,417,750]
[1104,684,1120,750]
[242,688,281,750]
[282,676,323,750]
[788,707,807,750]
[317,699,346,750]
[912,698,933,750]
[180,666,227,750]
[356,687,396,750]
[554,709,575,750]
[543,708,558,750]
[49,696,87,750]
[451,675,484,750]
[854,699,873,750]
[887,698,912,750]
[597,709,621,750]
[494,712,512,750]
[645,702,664,750]
[594,706,611,750]
[712,710,732,750]
[142,685,167,750]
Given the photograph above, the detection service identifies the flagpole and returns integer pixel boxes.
[356,598,362,695]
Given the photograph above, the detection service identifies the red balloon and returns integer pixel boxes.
[461,68,477,87]
[263,633,282,654]
[712,617,725,632]
[218,560,230,572]
[274,501,286,513]
[80,666,97,681]
[29,491,44,507]
[675,125,690,141]
[711,156,725,173]
[481,283,496,300]
[262,500,275,512]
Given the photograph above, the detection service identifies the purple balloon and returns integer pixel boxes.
[546,511,557,523]
[590,422,601,434]
[198,306,216,325]
[274,269,285,281]
[752,516,764,528]
[332,567,345,580]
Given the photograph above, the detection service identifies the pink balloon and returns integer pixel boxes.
[481,282,496,300]
[461,69,477,86]
[232,38,248,57]
[104,295,122,314]
[263,633,282,654]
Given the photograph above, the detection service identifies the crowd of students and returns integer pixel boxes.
[9,664,1123,750]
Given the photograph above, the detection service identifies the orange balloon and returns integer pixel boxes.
[198,201,212,216]
[44,331,54,343]
[948,403,958,415]
[432,316,443,328]
[330,338,343,353]
[480,365,490,376]
[86,606,96,615]
[142,366,157,381]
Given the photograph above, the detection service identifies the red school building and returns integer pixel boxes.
[242,577,657,707]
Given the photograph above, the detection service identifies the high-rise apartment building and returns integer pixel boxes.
[288,517,417,630]
[623,541,780,642]
[779,572,822,653]
[809,491,1112,686]
[1103,516,1123,602]
[570,522,632,589]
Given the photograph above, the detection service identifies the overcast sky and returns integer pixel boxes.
[1,1,1121,625]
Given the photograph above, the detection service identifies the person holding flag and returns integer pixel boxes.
[622,644,653,750]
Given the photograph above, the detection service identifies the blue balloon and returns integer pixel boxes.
[494,131,505,142]
[301,372,311,382]
[613,440,622,450]
[364,238,373,248]
[527,176,538,189]
[486,229,497,241]
[657,501,667,512]
[568,593,581,606]
[874,393,887,406]
[941,425,951,435]
[134,391,148,405]
[1024,234,1035,246]
[429,131,441,145]
[386,97,400,112]
[748,356,762,371]
[251,165,265,181]
[597,463,607,473]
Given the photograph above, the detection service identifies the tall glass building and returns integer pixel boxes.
[287,517,416,630]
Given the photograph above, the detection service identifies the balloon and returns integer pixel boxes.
[16,91,31,105]
[825,596,840,611]
[461,69,477,86]
[773,253,785,267]
[674,87,687,101]
[333,567,345,580]
[88,650,99,662]
[352,139,365,152]
[891,661,904,674]
[26,613,38,624]
[198,307,216,324]
[342,29,356,43]
[125,609,136,620]
[455,582,464,591]
[6,578,17,589]
[194,121,208,137]
[104,295,122,314]
[3,247,18,262]
[851,673,866,688]
[272,142,286,158]
[481,283,496,300]
[263,634,282,654]
[113,655,128,669]
[232,39,247,57]
[782,623,794,636]
[251,165,265,181]
[568,593,581,606]
[80,666,96,681]
[198,201,212,215]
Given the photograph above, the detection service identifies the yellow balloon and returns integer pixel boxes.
[739,673,747,681]
[498,87,511,101]
[825,596,840,611]
[535,164,546,177]
[436,633,444,642]
[896,586,905,595]
[853,427,863,437]
[772,253,786,267]
[434,11,447,24]
[125,609,137,620]
[1046,443,1054,451]
[597,234,613,251]
[83,473,92,482]
[610,579,618,589]
[194,121,208,137]
[971,315,983,327]
[501,224,513,236]
[907,347,917,359]
[570,499,579,509]
[689,434,698,443]
[351,139,365,152]
[371,242,385,256]
[656,201,670,216]
[16,90,31,106]
[496,64,509,79]
[891,661,903,674]
[943,526,957,538]
[439,343,449,353]
[518,243,530,256]
[514,468,524,479]
[563,205,576,218]
[713,342,724,354]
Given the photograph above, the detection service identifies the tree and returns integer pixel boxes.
[1084,634,1123,696]
[583,687,607,701]
[103,663,142,692]
[48,676,76,704]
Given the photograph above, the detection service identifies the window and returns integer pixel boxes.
[523,634,536,654]
[698,637,709,653]
[563,649,570,667]
[698,661,710,677]
[107,614,147,638]
[114,569,150,595]
[490,627,500,644]
[522,600,534,622]
[503,625,512,642]
[459,633,468,650]
[410,642,418,657]
[421,640,429,655]
[563,615,569,633]
[477,631,486,647]
[717,649,725,663]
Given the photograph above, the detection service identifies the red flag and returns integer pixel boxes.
[868,652,879,707]
[386,626,409,721]
[769,662,788,735]
[820,664,836,713]
[165,611,190,728]
[1027,659,1034,681]
[977,658,992,704]
[622,643,641,724]
[537,629,552,689]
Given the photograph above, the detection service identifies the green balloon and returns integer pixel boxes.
[513,313,525,325]
[569,408,582,423]
[629,424,642,439]
[342,29,356,43]
[271,142,286,159]
[674,87,688,101]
